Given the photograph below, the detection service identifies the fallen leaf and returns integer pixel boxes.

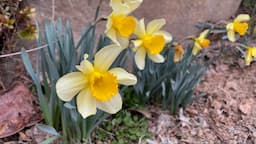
[0,82,41,138]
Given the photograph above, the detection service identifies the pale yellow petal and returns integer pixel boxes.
[109,67,137,85]
[227,30,236,42]
[192,42,202,55]
[134,18,146,37]
[246,49,252,65]
[56,72,86,101]
[105,15,113,33]
[132,40,143,51]
[147,18,166,34]
[135,47,146,70]
[106,28,119,45]
[148,54,165,63]
[117,34,129,48]
[96,93,122,114]
[153,30,173,43]
[199,29,210,39]
[76,59,94,74]
[110,0,122,12]
[123,0,143,14]
[94,44,123,71]
[77,89,97,118]
[234,14,250,22]
[111,0,142,15]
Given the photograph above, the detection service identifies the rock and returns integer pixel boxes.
[26,0,242,40]
[239,99,253,115]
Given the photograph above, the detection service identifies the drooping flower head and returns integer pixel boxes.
[105,0,143,48]
[132,18,172,70]
[226,14,250,42]
[56,44,137,118]
[192,29,210,55]
[245,47,256,66]
[174,44,184,62]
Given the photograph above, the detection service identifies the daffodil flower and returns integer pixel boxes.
[245,47,256,65]
[132,18,172,70]
[105,0,143,48]
[226,14,250,42]
[192,29,210,55]
[56,44,137,118]
[174,44,184,62]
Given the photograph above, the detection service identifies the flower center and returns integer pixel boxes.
[142,34,165,55]
[89,71,118,102]
[196,38,210,48]
[233,21,248,36]
[111,15,136,38]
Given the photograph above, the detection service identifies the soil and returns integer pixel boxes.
[147,55,256,144]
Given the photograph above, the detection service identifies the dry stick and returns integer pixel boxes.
[0,44,48,58]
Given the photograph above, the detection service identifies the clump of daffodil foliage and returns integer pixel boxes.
[21,0,254,143]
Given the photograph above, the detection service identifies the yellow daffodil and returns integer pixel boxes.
[245,47,256,65]
[132,18,172,70]
[226,14,250,42]
[105,0,143,48]
[192,29,210,55]
[174,44,184,62]
[56,44,137,118]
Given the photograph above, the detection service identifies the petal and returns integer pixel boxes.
[246,49,252,65]
[227,30,236,42]
[96,93,122,114]
[56,72,86,101]
[109,67,137,85]
[235,14,250,22]
[110,0,122,12]
[117,35,129,48]
[135,47,146,70]
[192,42,202,55]
[105,15,113,33]
[199,29,210,39]
[76,58,94,74]
[106,28,119,45]
[110,0,142,15]
[123,0,143,14]
[147,18,166,34]
[134,18,146,37]
[148,54,165,63]
[94,44,123,71]
[153,30,173,43]
[77,89,97,118]
[132,40,143,51]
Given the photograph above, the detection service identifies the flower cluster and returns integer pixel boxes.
[56,0,173,118]
[55,0,253,119]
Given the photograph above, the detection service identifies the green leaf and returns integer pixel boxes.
[40,136,60,144]
[37,124,60,136]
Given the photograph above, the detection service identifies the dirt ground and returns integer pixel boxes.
[147,55,256,144]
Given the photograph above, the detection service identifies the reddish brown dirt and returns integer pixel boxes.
[147,56,256,144]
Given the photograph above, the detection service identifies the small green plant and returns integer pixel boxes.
[242,0,256,10]
[0,0,37,53]
[95,110,152,144]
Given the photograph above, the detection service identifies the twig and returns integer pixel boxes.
[0,44,48,58]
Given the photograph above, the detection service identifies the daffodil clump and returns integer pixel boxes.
[226,14,250,42]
